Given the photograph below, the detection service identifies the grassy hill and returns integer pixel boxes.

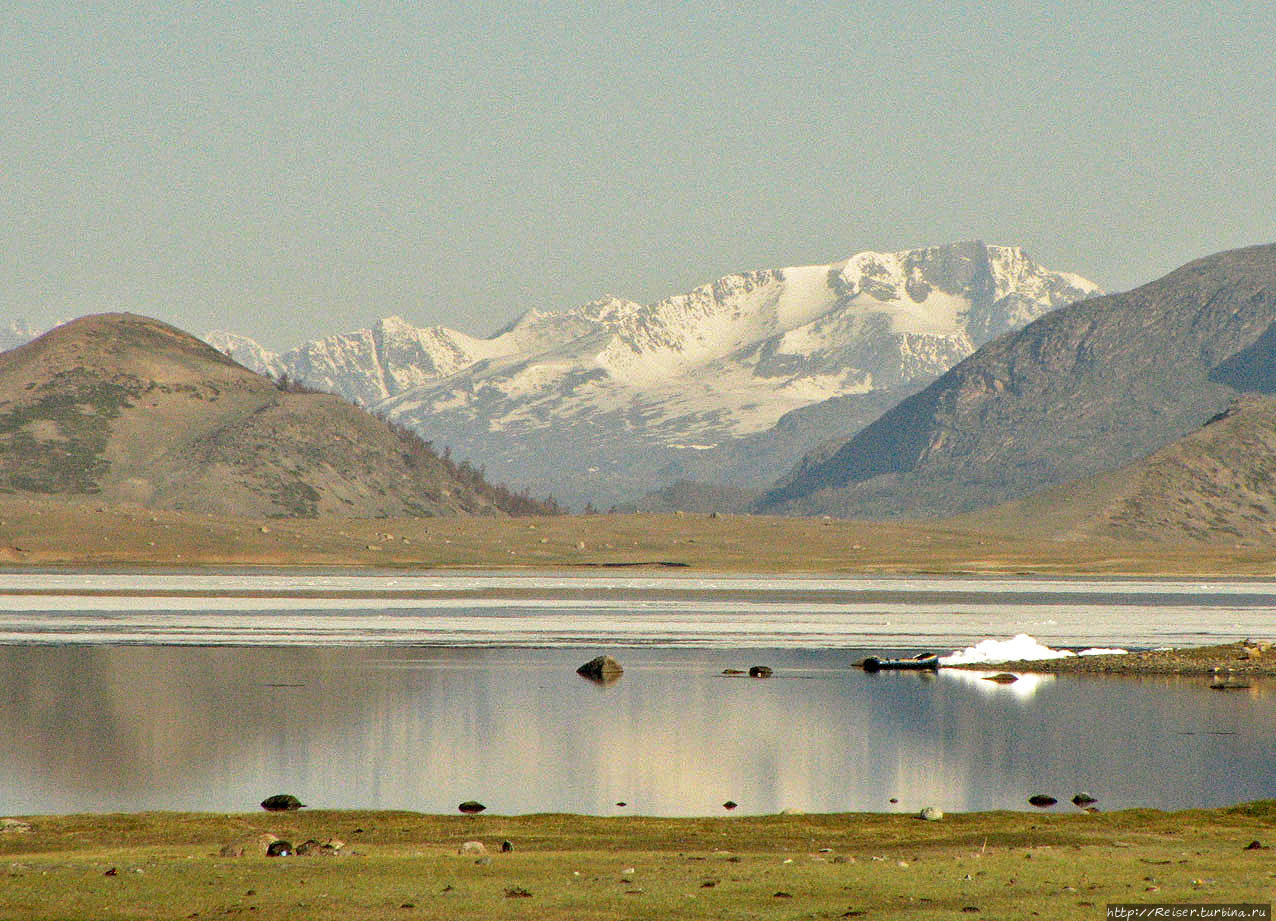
[0,314,555,518]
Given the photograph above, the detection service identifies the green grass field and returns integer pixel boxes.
[2,804,1274,919]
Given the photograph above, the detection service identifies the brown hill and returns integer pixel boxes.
[759,243,1276,519]
[0,314,553,518]
[959,395,1276,542]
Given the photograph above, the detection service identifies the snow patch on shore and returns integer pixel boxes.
[940,633,1128,665]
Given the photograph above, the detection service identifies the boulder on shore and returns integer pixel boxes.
[219,833,280,858]
[260,794,305,812]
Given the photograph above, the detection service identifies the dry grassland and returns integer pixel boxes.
[1,496,1275,575]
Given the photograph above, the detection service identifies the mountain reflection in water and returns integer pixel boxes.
[1,646,1275,816]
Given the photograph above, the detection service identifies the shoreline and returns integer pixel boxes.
[1,803,1271,918]
[945,641,1276,677]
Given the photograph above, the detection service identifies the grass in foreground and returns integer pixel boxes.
[1,804,1274,919]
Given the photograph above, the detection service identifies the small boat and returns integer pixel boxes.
[860,653,941,673]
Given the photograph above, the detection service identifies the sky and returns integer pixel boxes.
[3,1,1274,350]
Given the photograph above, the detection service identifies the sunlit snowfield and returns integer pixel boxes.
[2,570,1276,817]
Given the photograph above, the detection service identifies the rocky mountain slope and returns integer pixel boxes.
[758,243,1276,519]
[958,395,1276,543]
[0,314,553,518]
[208,242,1098,508]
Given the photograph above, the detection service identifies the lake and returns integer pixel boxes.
[2,570,1275,817]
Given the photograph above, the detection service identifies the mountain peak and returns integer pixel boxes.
[0,313,553,517]
[207,241,1095,507]
[758,242,1276,520]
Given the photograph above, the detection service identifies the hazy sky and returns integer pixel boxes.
[4,1,1274,350]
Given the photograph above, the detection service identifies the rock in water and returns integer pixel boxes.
[576,655,624,683]
[748,665,774,678]
[1028,794,1057,808]
[260,794,305,812]
[458,800,487,814]
[983,673,1019,684]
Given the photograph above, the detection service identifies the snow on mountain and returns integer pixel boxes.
[0,318,48,352]
[204,330,285,378]
[205,242,1100,508]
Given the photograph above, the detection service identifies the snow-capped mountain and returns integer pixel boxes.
[208,241,1100,508]
[0,318,48,352]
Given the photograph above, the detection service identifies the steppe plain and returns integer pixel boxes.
[4,496,1276,576]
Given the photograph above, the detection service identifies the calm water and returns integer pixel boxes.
[2,570,1276,816]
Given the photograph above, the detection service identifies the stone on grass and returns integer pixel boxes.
[219,833,280,858]
[458,840,486,855]
[919,806,944,821]
[265,840,293,857]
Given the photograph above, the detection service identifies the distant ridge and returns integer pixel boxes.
[958,395,1276,543]
[208,241,1098,507]
[758,243,1276,519]
[0,314,555,518]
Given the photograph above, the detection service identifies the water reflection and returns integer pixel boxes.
[943,669,1056,700]
[2,646,1275,816]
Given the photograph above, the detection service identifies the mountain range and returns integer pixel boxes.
[206,241,1099,508]
[760,243,1276,519]
[0,314,553,518]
